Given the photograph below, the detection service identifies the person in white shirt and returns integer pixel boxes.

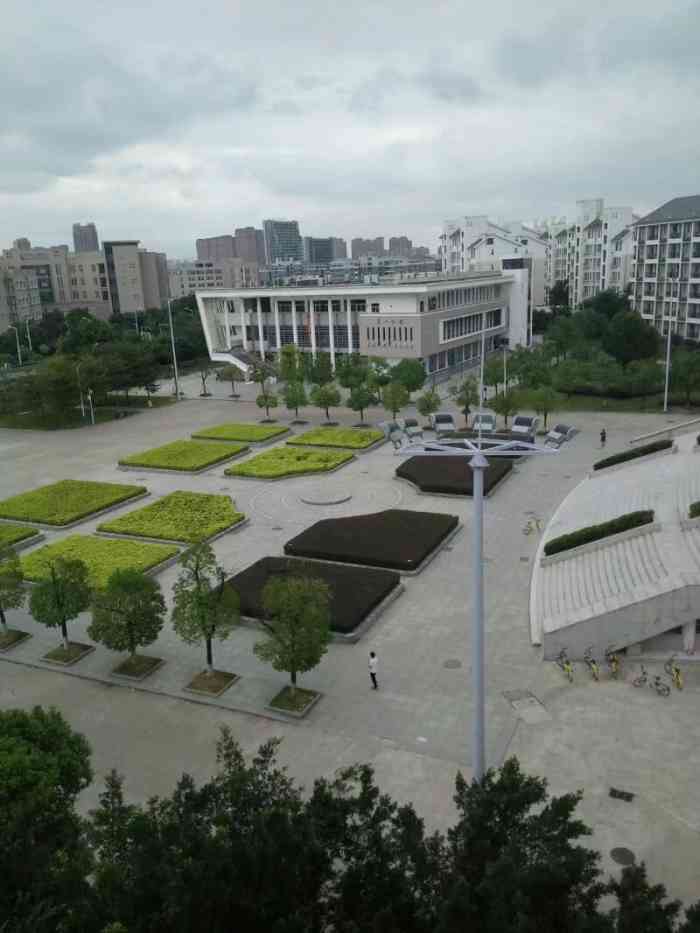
[368,651,378,689]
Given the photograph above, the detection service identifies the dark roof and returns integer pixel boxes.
[635,196,700,226]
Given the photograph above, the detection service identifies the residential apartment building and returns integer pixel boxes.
[630,195,700,342]
[302,237,334,265]
[196,235,236,262]
[169,258,258,298]
[351,237,384,259]
[389,236,412,257]
[72,222,99,253]
[103,241,170,315]
[234,227,266,264]
[331,237,347,259]
[0,267,42,330]
[195,267,529,382]
[262,219,303,263]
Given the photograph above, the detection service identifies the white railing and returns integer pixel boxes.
[629,416,700,445]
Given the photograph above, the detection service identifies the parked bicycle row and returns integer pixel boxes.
[555,647,685,696]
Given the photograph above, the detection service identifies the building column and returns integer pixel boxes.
[346,300,353,353]
[309,298,317,359]
[256,297,265,360]
[239,298,248,350]
[274,298,281,352]
[292,300,298,346]
[328,299,336,370]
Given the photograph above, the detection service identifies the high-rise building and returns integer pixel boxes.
[302,237,334,265]
[263,220,303,263]
[351,237,384,259]
[103,241,169,315]
[234,227,266,264]
[169,258,258,298]
[331,237,347,259]
[196,235,236,262]
[630,195,700,342]
[72,222,99,253]
[389,236,412,257]
[0,266,42,330]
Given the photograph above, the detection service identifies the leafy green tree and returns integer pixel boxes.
[348,383,376,422]
[606,863,682,932]
[603,312,659,366]
[416,388,441,422]
[171,544,240,673]
[88,569,165,661]
[582,287,630,320]
[310,382,341,421]
[670,349,700,405]
[548,279,569,309]
[449,377,478,425]
[278,345,303,383]
[31,356,79,417]
[483,356,504,395]
[336,353,369,390]
[306,351,333,386]
[530,386,558,430]
[391,358,426,393]
[367,357,391,390]
[256,390,279,419]
[491,389,520,428]
[199,363,214,396]
[551,359,586,397]
[283,380,308,419]
[254,575,331,694]
[381,381,410,419]
[546,316,577,362]
[573,308,609,343]
[219,363,241,397]
[60,310,112,354]
[29,558,91,650]
[0,545,25,635]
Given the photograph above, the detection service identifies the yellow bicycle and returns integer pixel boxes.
[664,654,683,691]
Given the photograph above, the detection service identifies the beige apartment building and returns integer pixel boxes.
[169,258,258,298]
[0,267,42,331]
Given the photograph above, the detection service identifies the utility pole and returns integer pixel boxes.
[167,300,180,400]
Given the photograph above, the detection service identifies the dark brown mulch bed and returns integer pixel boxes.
[228,556,400,633]
[396,456,513,496]
[283,509,458,572]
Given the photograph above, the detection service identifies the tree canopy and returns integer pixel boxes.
[381,381,410,418]
[0,545,25,632]
[29,558,91,649]
[88,568,165,658]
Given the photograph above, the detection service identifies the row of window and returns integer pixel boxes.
[242,325,360,350]
[366,324,415,347]
[637,222,700,241]
[426,284,501,312]
[427,337,497,373]
[441,308,503,342]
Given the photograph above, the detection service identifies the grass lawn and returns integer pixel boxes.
[516,388,698,414]
[186,670,238,695]
[269,685,319,713]
[0,479,146,526]
[226,447,352,479]
[0,523,40,546]
[43,643,93,665]
[103,394,175,408]
[0,629,31,651]
[112,654,162,678]
[0,410,115,430]
[98,491,245,543]
[192,422,289,443]
[288,427,383,449]
[22,535,178,587]
[119,439,247,471]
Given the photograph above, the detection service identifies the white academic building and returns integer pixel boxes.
[195,268,530,379]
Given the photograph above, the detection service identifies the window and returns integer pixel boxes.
[486,237,494,245]
[371,303,380,313]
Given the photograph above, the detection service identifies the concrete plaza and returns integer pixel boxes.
[1,393,699,904]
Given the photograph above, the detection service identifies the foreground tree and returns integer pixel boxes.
[336,353,370,390]
[670,349,700,405]
[254,574,331,695]
[256,389,279,419]
[548,279,569,310]
[283,380,308,420]
[531,385,558,430]
[491,389,520,428]
[416,388,441,423]
[310,382,341,422]
[278,344,304,384]
[0,544,25,636]
[449,377,478,426]
[88,568,165,662]
[348,383,376,423]
[391,358,427,394]
[171,544,240,674]
[381,381,410,419]
[218,363,241,398]
[482,356,504,395]
[603,311,659,366]
[29,558,91,650]
[199,363,214,397]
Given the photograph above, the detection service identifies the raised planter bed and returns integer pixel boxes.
[111,654,164,680]
[287,426,384,451]
[42,642,95,666]
[542,509,655,558]
[228,556,403,642]
[284,508,459,573]
[0,480,147,528]
[184,670,239,696]
[593,439,674,472]
[0,629,31,652]
[192,422,289,444]
[0,523,41,548]
[118,440,248,473]
[225,447,353,480]
[98,491,245,544]
[266,686,321,718]
[396,456,513,496]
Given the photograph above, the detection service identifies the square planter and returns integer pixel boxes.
[111,654,164,681]
[265,686,322,718]
[0,629,32,652]
[184,670,239,697]
[42,642,95,666]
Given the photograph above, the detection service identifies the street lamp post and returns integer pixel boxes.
[75,363,85,417]
[8,325,22,366]
[663,314,673,413]
[87,388,95,426]
[167,300,180,401]
[25,319,33,353]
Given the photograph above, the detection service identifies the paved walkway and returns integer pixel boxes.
[2,398,699,903]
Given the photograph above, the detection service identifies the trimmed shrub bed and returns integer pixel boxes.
[192,422,288,443]
[21,535,178,587]
[119,439,247,471]
[689,501,700,519]
[284,508,458,571]
[288,427,383,450]
[98,491,244,543]
[543,510,655,557]
[593,439,672,471]
[226,447,352,479]
[228,557,401,634]
[0,480,146,526]
[0,523,40,547]
[396,456,512,496]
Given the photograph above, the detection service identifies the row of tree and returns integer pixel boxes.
[3,704,699,932]
[0,542,332,696]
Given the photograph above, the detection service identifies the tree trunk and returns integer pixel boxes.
[360,408,364,421]
[61,619,69,650]
[128,629,135,658]
[290,668,297,697]
[325,407,330,420]
[206,636,213,673]
[0,605,7,634]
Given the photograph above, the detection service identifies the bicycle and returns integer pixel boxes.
[583,645,600,682]
[523,518,542,536]
[556,649,574,683]
[632,665,671,696]
[664,654,683,691]
[605,645,622,680]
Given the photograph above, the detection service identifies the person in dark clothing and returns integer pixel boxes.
[600,428,607,448]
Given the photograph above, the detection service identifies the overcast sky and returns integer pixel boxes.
[2,0,698,259]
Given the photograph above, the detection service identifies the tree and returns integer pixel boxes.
[256,390,279,419]
[530,386,557,430]
[381,381,410,419]
[670,349,700,405]
[254,574,331,695]
[582,287,630,320]
[0,545,25,635]
[336,353,369,390]
[88,568,165,660]
[29,558,91,650]
[278,345,303,384]
[199,363,214,397]
[548,279,569,309]
[348,383,376,423]
[573,308,609,343]
[391,359,426,394]
[171,544,240,674]
[416,388,441,422]
[310,382,341,421]
[482,356,504,395]
[607,863,683,932]
[304,351,333,386]
[219,364,241,398]
[449,377,478,426]
[367,357,391,390]
[603,311,659,366]
[283,381,308,419]
[546,316,577,362]
[491,389,520,427]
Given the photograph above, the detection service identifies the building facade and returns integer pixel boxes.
[630,195,700,342]
[195,268,529,380]
[72,222,99,253]
[351,236,384,259]
[389,236,412,257]
[331,237,347,259]
[262,219,303,263]
[196,235,236,262]
[169,258,258,298]
[0,267,42,330]
[234,227,266,264]
[302,237,334,265]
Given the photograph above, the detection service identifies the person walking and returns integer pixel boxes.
[600,428,607,448]
[368,651,378,689]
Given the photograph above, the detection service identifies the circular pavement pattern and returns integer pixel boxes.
[248,478,403,522]
[610,847,636,866]
[299,483,353,506]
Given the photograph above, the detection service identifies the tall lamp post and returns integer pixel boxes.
[167,300,180,401]
[663,314,673,413]
[25,319,33,353]
[8,325,22,366]
[75,362,85,417]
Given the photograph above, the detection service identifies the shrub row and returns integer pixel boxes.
[98,491,244,543]
[543,510,655,557]
[592,439,672,471]
[0,480,146,526]
[689,501,700,519]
